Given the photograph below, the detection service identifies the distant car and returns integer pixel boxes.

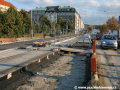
[96,34,102,40]
[83,34,91,39]
[91,34,96,40]
[101,34,118,50]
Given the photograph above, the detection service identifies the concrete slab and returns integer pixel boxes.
[0,47,52,77]
[0,48,28,61]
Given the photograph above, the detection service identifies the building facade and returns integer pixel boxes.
[0,0,17,12]
[31,7,46,25]
[31,6,84,34]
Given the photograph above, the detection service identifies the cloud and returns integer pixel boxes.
[14,0,55,5]
[10,0,120,25]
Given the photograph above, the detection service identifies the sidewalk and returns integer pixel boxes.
[0,36,45,45]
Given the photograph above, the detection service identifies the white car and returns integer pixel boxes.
[101,34,118,50]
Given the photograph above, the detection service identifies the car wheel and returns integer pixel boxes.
[114,48,117,50]
[101,45,103,49]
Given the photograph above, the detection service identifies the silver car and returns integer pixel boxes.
[101,34,118,49]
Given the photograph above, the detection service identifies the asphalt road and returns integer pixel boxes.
[0,35,74,50]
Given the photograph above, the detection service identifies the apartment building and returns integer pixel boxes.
[31,6,84,34]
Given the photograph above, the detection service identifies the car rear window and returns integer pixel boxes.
[104,35,116,40]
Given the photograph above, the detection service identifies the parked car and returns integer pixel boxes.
[91,34,96,40]
[96,33,102,40]
[101,34,118,50]
[83,34,91,39]
[118,38,120,46]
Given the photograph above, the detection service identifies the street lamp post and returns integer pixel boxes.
[66,22,68,34]
[55,12,57,45]
[31,9,33,38]
[50,14,53,35]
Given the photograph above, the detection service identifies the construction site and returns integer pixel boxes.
[0,35,119,90]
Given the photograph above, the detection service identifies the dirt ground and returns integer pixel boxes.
[18,54,88,90]
[90,42,120,90]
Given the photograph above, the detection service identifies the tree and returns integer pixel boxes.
[3,6,17,37]
[99,24,108,34]
[0,6,24,37]
[57,17,74,33]
[58,17,66,30]
[88,26,93,32]
[39,14,50,34]
[20,9,31,34]
[42,23,49,39]
[0,7,33,38]
[34,22,41,33]
[0,11,4,37]
[8,6,24,37]
[39,14,50,26]
[56,24,61,35]
[106,16,119,31]
[67,20,74,32]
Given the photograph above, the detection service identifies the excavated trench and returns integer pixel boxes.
[0,48,91,90]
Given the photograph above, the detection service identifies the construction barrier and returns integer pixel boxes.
[91,57,97,75]
[91,38,98,80]
[93,38,96,53]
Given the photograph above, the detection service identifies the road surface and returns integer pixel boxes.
[95,41,120,89]
[0,35,74,50]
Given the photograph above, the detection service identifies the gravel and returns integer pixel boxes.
[18,54,90,90]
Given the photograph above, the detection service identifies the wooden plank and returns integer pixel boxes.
[60,47,85,53]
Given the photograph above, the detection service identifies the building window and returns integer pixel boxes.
[67,9,69,11]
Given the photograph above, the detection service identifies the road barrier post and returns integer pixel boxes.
[93,38,96,54]
[91,38,98,80]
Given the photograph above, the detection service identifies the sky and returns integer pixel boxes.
[5,0,120,25]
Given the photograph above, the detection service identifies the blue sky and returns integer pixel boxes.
[5,0,120,25]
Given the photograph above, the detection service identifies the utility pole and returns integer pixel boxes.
[118,16,120,38]
[50,14,53,35]
[54,12,57,46]
[66,22,68,34]
[31,9,33,38]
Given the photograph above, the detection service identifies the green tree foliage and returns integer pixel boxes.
[0,11,4,36]
[56,24,61,32]
[99,24,108,34]
[58,17,65,29]
[39,14,50,34]
[0,7,31,38]
[67,20,74,32]
[106,16,119,31]
[7,6,24,37]
[2,6,17,37]
[34,22,41,33]
[20,9,31,34]
[88,26,93,32]
[57,17,74,32]
[38,16,74,36]
[39,14,50,26]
